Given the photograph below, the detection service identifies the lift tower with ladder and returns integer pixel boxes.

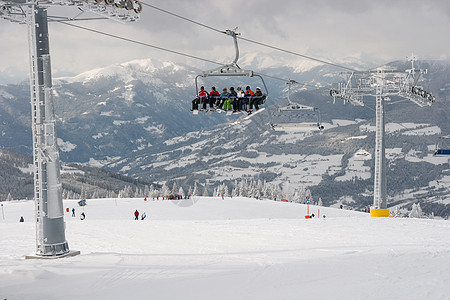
[0,0,141,257]
[331,56,435,217]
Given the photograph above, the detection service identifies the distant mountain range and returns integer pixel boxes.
[0,57,449,217]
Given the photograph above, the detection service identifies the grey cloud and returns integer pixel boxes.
[1,0,449,83]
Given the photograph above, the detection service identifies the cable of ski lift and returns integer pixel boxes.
[139,1,360,73]
[52,18,335,95]
[140,2,224,34]
[51,19,223,66]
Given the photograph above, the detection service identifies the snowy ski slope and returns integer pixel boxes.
[1,197,449,300]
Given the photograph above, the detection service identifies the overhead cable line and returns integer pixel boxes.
[52,19,223,67]
[140,2,224,34]
[140,1,358,72]
[53,19,325,90]
[237,36,357,72]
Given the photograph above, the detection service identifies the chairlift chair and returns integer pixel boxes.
[434,135,450,156]
[192,28,268,114]
[270,80,324,130]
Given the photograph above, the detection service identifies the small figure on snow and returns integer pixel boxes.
[141,212,146,220]
[134,209,139,220]
[80,212,85,220]
[72,208,76,217]
[19,216,24,222]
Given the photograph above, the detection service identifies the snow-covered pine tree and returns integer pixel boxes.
[161,184,170,197]
[134,187,141,198]
[409,203,424,218]
[233,180,238,196]
[264,182,273,200]
[178,186,185,197]
[281,182,291,201]
[202,185,209,197]
[393,206,403,218]
[171,182,178,195]
[215,184,222,197]
[223,184,229,197]
[238,180,247,197]
[256,180,263,198]
[149,184,155,197]
[318,197,323,206]
[192,182,200,196]
[274,184,282,201]
[231,186,238,197]
[417,203,424,217]
[292,189,301,203]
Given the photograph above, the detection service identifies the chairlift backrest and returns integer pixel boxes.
[270,80,324,130]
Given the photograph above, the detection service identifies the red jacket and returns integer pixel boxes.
[209,90,220,98]
[198,89,208,98]
[134,210,139,216]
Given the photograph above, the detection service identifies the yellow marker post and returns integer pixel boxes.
[370,209,390,217]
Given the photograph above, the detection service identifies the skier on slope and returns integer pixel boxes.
[134,209,139,220]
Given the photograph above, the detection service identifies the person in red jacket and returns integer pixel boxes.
[208,86,220,110]
[192,86,208,111]
[134,209,139,220]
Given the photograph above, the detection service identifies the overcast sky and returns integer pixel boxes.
[0,0,449,83]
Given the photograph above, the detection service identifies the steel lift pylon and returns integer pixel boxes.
[1,0,141,258]
[331,56,435,217]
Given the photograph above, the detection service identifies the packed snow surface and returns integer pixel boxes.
[1,197,449,300]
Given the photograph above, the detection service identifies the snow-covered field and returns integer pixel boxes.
[1,197,449,300]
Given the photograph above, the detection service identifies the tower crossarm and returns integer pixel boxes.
[330,67,435,107]
[1,0,142,23]
[0,2,28,23]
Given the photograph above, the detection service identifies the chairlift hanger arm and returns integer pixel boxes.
[202,28,246,76]
[196,27,269,98]
[225,28,240,66]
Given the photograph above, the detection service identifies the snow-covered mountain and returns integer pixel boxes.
[0,57,449,216]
